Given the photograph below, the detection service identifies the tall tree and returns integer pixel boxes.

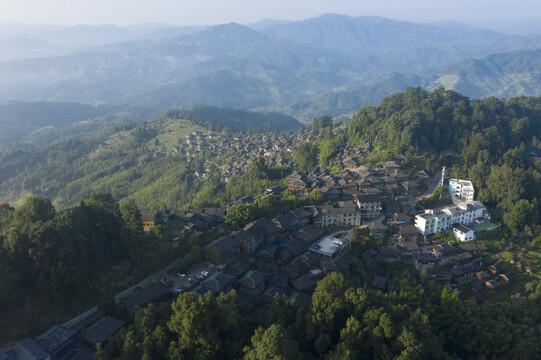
[120,199,146,266]
[243,324,301,360]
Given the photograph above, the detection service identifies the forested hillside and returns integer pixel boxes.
[0,194,157,333]
[0,109,294,208]
[0,101,123,145]
[167,105,301,131]
[343,87,541,232]
[96,271,541,360]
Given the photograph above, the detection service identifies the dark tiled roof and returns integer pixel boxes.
[240,271,267,289]
[4,339,49,360]
[289,292,311,308]
[268,273,289,289]
[260,287,288,304]
[120,282,170,311]
[255,244,279,258]
[372,276,387,289]
[293,226,324,243]
[80,316,126,345]
[290,208,311,220]
[398,241,420,252]
[63,307,105,332]
[245,218,279,237]
[300,252,322,267]
[204,236,240,257]
[202,272,236,293]
[290,276,316,291]
[36,325,77,353]
[355,194,381,204]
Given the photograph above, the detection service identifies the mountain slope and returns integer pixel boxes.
[0,101,122,145]
[261,14,509,55]
[281,48,541,120]
[0,38,67,63]
[432,48,541,98]
[175,105,301,131]
[0,23,351,108]
[0,16,537,117]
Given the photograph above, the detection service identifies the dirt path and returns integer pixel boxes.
[494,244,511,265]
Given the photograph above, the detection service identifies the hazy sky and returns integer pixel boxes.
[1,0,540,26]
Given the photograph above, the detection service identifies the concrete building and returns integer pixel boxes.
[415,201,490,236]
[452,224,475,242]
[313,205,362,228]
[353,194,382,221]
[414,209,452,235]
[444,202,490,225]
[449,179,475,202]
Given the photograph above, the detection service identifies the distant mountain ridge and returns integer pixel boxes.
[260,14,509,55]
[0,23,350,108]
[280,47,541,120]
[0,14,538,123]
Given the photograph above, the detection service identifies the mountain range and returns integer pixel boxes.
[0,14,539,123]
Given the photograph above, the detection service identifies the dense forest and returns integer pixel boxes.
[169,105,302,132]
[95,271,541,360]
[0,194,154,311]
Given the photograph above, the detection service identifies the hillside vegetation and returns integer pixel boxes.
[0,106,297,208]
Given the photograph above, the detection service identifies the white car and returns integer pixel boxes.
[201,271,209,277]
[177,272,186,277]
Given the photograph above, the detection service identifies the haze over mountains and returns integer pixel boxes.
[0,14,540,123]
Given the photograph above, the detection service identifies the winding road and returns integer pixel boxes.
[416,171,442,200]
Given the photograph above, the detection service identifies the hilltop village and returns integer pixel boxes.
[2,129,507,360]
[181,130,319,182]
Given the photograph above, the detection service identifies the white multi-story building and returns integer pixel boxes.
[443,201,489,224]
[449,178,475,202]
[415,201,490,236]
[414,209,453,235]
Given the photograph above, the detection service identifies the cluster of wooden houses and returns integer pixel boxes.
[363,238,513,303]
[181,130,318,182]
[201,211,353,308]
[288,160,424,201]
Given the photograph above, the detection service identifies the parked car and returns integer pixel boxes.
[188,278,195,284]
[312,244,321,250]
[201,271,209,277]
[166,281,174,288]
[177,272,186,277]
